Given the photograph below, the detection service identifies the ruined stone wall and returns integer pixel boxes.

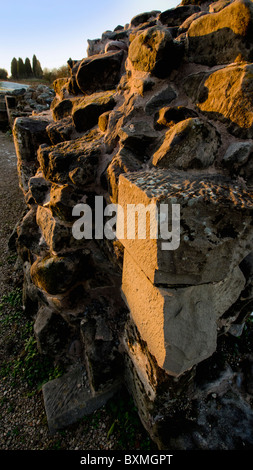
[12,0,253,449]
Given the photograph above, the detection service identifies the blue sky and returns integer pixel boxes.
[1,0,179,75]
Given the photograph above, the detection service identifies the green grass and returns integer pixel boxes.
[0,287,156,450]
[0,287,64,389]
[105,390,155,450]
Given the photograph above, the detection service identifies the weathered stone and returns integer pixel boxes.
[87,38,104,57]
[30,250,92,295]
[101,29,128,41]
[185,64,253,139]
[222,142,253,170]
[130,11,160,28]
[118,120,158,157]
[53,78,70,96]
[16,208,42,260]
[36,205,77,253]
[34,305,71,356]
[38,132,101,185]
[118,169,253,285]
[122,249,245,376]
[98,110,111,132]
[10,0,253,447]
[209,0,232,13]
[42,365,120,433]
[49,183,82,222]
[105,40,128,53]
[52,98,77,121]
[76,50,125,95]
[178,11,208,33]
[81,315,123,391]
[128,26,183,78]
[72,90,116,133]
[222,141,253,187]
[13,115,51,192]
[152,118,220,170]
[28,172,51,205]
[46,117,75,145]
[187,0,253,66]
[106,148,142,202]
[159,5,201,26]
[155,106,198,128]
[145,84,177,115]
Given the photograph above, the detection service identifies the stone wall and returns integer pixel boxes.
[11,0,253,449]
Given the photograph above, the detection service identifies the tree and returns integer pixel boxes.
[32,54,38,76]
[32,54,43,78]
[0,68,8,80]
[17,57,25,78]
[11,58,18,79]
[35,59,43,78]
[24,57,33,78]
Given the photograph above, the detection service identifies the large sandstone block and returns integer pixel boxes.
[36,205,83,254]
[184,64,253,139]
[76,50,125,95]
[152,117,221,170]
[128,26,183,78]
[38,131,102,185]
[13,115,51,192]
[117,169,253,285]
[187,0,253,66]
[46,117,75,145]
[52,98,79,121]
[30,250,92,295]
[72,90,116,132]
[42,365,119,433]
[122,250,245,376]
[159,5,201,26]
[130,10,160,28]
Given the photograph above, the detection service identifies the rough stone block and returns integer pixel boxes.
[72,90,116,132]
[76,50,125,95]
[128,26,183,78]
[152,118,221,170]
[38,131,101,185]
[117,169,253,285]
[187,0,253,66]
[122,250,245,376]
[13,115,51,192]
[42,365,120,433]
[184,63,253,139]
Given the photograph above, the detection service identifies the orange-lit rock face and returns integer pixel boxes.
[119,169,252,376]
[152,117,221,170]
[187,0,253,65]
[184,63,253,138]
[118,169,253,285]
[122,250,245,376]
[128,26,183,78]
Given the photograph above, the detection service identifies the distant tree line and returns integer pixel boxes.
[11,55,43,79]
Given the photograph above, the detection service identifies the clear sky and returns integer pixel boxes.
[0,0,179,76]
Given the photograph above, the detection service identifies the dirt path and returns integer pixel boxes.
[0,131,25,296]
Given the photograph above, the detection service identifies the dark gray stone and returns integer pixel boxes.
[145,85,177,115]
[42,365,120,433]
